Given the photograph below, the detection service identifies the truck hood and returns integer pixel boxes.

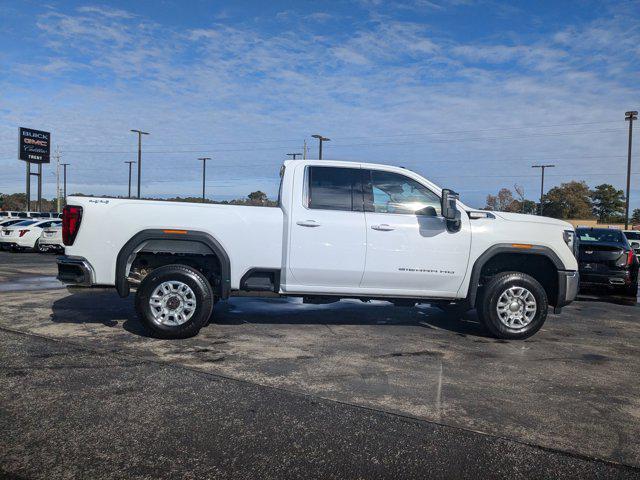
[491,212,573,229]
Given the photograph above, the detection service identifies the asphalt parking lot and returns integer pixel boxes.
[1,251,639,479]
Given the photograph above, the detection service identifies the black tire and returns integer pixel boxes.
[476,271,548,340]
[34,240,46,253]
[135,264,214,339]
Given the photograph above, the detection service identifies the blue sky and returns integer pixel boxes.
[0,0,639,209]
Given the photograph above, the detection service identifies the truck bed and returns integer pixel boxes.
[64,197,284,287]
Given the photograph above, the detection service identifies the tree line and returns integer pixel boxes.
[484,181,640,224]
[0,190,278,212]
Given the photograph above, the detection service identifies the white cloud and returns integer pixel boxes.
[77,5,136,19]
[305,12,333,22]
[451,44,569,73]
[332,46,370,65]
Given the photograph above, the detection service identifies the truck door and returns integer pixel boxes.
[360,169,471,297]
[286,165,367,290]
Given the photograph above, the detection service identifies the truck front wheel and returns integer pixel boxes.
[135,264,214,339]
[477,271,548,340]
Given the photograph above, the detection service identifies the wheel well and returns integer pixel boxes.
[478,253,559,305]
[116,230,231,299]
[129,251,222,295]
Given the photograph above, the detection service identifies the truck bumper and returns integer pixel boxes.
[554,270,579,313]
[57,255,95,286]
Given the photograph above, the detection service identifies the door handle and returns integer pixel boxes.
[371,224,395,231]
[297,220,321,227]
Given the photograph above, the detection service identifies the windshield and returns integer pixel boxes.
[576,228,625,244]
[0,212,7,217]
[624,231,640,240]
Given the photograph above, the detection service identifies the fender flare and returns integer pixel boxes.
[115,229,231,299]
[465,244,564,306]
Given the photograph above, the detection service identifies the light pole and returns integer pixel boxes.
[60,163,70,201]
[54,147,61,213]
[286,153,302,160]
[125,161,136,198]
[198,157,211,203]
[531,164,555,216]
[130,129,150,198]
[625,111,637,229]
[311,134,330,160]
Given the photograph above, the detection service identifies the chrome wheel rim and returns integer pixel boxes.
[496,286,537,329]
[149,281,196,326]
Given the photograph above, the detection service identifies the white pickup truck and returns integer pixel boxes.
[58,160,579,340]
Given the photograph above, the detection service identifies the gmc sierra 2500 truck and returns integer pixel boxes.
[57,160,579,340]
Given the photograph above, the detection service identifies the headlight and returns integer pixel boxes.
[563,230,578,257]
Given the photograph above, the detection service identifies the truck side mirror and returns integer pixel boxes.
[441,189,459,220]
[416,206,437,217]
[441,189,461,232]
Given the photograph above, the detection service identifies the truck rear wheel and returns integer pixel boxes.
[135,264,214,339]
[477,271,548,340]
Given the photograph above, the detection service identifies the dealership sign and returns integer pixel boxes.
[19,127,50,163]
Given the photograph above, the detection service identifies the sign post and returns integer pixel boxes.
[19,127,51,212]
[25,162,31,211]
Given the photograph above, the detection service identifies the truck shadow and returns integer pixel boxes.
[50,290,490,338]
[50,288,149,337]
[213,298,490,337]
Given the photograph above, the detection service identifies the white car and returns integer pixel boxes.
[35,212,62,218]
[0,218,28,249]
[0,211,23,219]
[20,211,44,218]
[1,219,62,252]
[623,230,640,260]
[0,218,26,228]
[57,159,579,340]
[38,225,64,252]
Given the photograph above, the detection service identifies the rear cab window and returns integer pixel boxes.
[306,166,363,212]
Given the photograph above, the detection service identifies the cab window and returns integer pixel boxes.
[364,170,440,215]
[307,166,363,211]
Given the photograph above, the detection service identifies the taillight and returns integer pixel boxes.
[627,250,635,266]
[19,229,30,237]
[62,205,83,246]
